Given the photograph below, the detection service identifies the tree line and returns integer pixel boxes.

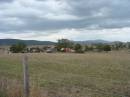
[57,39,112,53]
[9,39,130,53]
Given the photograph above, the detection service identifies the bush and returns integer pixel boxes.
[85,45,94,51]
[74,44,84,53]
[96,44,104,52]
[103,45,111,52]
[128,42,130,49]
[56,39,74,51]
[10,42,27,53]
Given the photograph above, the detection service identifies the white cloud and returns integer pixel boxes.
[43,13,80,20]
[0,0,76,20]
[0,0,130,41]
[0,27,130,42]
[0,17,25,25]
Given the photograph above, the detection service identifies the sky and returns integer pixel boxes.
[0,0,130,42]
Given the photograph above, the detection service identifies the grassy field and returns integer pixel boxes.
[0,51,130,97]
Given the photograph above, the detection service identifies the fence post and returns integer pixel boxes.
[23,54,30,97]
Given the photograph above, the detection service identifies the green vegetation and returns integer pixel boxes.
[85,45,94,51]
[74,43,84,53]
[0,52,130,97]
[96,44,104,52]
[128,42,130,49]
[8,39,130,54]
[57,39,74,51]
[103,45,111,52]
[10,42,27,53]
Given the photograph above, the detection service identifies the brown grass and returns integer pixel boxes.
[0,51,130,97]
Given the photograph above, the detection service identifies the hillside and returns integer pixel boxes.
[75,39,111,45]
[0,39,124,46]
[0,39,56,45]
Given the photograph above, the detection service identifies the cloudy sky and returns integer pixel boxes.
[0,0,130,42]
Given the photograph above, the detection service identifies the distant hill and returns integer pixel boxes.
[75,40,111,45]
[0,39,56,46]
[0,39,124,46]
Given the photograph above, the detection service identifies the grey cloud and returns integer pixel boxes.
[0,0,13,3]
[0,0,130,33]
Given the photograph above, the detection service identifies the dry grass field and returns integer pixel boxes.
[0,51,130,97]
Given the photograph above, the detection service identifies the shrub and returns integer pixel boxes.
[103,45,111,52]
[85,45,94,51]
[56,39,74,51]
[96,44,104,52]
[74,44,84,53]
[10,42,27,53]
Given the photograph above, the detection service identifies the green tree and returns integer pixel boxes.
[127,42,130,49]
[114,42,125,50]
[85,45,89,51]
[96,44,104,52]
[10,42,27,53]
[85,45,94,51]
[57,39,74,51]
[74,44,84,53]
[103,45,111,52]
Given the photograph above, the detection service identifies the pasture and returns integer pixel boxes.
[0,51,130,97]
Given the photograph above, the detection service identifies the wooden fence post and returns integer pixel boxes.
[23,54,30,97]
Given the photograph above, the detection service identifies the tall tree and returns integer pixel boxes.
[74,43,84,53]
[85,45,94,51]
[127,42,130,49]
[10,42,27,53]
[96,44,104,52]
[57,39,74,51]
